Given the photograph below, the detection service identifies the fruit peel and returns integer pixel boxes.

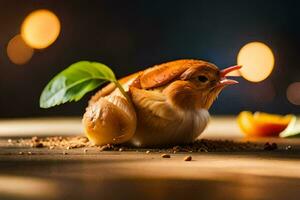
[237,111,296,137]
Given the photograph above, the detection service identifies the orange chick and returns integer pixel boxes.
[83,59,241,147]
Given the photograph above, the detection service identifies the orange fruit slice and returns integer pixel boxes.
[237,111,296,137]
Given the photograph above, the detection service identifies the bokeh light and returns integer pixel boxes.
[21,9,60,49]
[7,35,34,65]
[237,42,275,82]
[287,82,300,105]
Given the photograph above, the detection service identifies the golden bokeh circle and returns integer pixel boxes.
[21,9,60,49]
[237,42,275,82]
[7,35,34,65]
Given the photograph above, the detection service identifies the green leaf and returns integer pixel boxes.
[40,61,116,108]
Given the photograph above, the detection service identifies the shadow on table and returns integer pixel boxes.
[0,156,300,200]
[0,172,300,200]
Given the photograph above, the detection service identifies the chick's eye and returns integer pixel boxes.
[197,75,209,83]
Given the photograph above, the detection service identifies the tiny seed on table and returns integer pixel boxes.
[184,156,192,161]
[161,154,171,158]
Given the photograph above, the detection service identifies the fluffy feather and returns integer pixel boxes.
[83,59,239,147]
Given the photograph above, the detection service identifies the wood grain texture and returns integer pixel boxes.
[1,117,300,200]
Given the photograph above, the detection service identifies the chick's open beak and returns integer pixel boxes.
[218,65,242,86]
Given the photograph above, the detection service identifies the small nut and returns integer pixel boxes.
[35,143,44,148]
[184,156,192,161]
[161,154,171,158]
[264,142,277,151]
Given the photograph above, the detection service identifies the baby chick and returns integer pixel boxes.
[83,59,241,147]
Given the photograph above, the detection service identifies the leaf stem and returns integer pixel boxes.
[113,80,133,106]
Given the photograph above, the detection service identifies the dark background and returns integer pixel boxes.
[1,0,300,118]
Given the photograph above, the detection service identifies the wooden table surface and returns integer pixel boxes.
[1,117,300,200]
